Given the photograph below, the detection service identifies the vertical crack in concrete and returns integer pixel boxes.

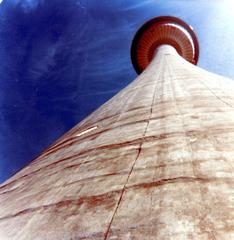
[149,59,166,237]
[198,76,234,108]
[104,57,165,240]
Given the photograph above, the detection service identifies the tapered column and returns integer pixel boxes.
[1,17,234,239]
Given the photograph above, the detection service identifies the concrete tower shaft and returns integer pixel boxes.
[0,17,234,239]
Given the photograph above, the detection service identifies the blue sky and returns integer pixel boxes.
[0,0,234,183]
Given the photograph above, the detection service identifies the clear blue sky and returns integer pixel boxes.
[0,0,234,183]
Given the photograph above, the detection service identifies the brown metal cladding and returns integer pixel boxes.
[1,44,234,239]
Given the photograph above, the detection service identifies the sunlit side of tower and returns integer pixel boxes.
[0,16,234,239]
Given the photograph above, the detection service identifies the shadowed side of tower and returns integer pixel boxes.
[0,17,234,239]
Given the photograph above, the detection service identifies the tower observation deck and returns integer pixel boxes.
[131,16,199,74]
[1,16,234,239]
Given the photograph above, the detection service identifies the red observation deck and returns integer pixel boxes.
[131,16,199,74]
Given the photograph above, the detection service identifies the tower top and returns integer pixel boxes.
[131,16,199,74]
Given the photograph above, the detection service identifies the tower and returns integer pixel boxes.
[0,16,234,239]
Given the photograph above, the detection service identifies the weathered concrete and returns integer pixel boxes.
[1,45,234,239]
